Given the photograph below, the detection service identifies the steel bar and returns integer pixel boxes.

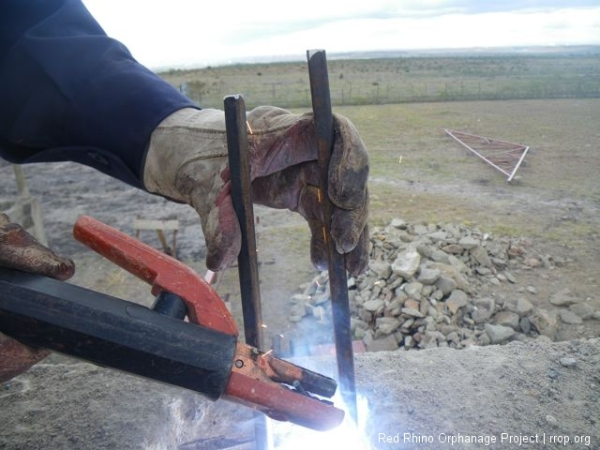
[224,94,263,349]
[307,49,357,422]
[224,95,269,450]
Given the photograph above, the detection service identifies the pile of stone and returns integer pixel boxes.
[288,218,584,352]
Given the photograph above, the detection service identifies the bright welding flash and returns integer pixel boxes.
[269,393,371,450]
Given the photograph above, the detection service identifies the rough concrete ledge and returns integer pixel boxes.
[0,339,598,449]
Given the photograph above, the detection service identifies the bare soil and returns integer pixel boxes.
[0,98,598,449]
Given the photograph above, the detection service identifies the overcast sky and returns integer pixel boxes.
[82,0,600,69]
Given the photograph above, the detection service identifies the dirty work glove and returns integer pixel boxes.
[0,213,75,383]
[144,106,369,275]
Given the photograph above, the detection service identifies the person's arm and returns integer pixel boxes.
[0,0,196,188]
[1,0,370,274]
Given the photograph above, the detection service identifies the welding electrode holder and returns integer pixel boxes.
[0,215,345,431]
[0,267,236,400]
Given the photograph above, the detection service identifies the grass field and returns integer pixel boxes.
[160,50,600,109]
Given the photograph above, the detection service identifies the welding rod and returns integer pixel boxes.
[224,95,269,450]
[306,49,358,422]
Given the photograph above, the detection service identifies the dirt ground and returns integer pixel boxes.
[0,98,598,449]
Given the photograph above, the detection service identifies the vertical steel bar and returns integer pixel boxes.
[306,49,357,422]
[224,95,269,450]
[224,94,263,350]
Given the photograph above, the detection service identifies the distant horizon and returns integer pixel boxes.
[152,44,600,72]
[82,1,600,70]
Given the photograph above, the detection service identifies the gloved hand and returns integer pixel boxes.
[0,213,75,382]
[144,106,369,275]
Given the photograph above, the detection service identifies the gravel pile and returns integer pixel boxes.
[288,218,598,352]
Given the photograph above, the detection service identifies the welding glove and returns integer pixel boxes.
[143,106,369,275]
[0,213,75,382]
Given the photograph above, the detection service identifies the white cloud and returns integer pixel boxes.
[82,1,600,68]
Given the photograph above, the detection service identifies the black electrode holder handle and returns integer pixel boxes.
[0,268,236,401]
[152,291,188,320]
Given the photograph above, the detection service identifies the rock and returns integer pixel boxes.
[470,246,493,267]
[376,317,402,335]
[369,261,392,280]
[493,311,521,330]
[528,309,558,340]
[476,267,492,276]
[504,271,517,283]
[366,334,398,352]
[430,263,471,292]
[427,231,448,242]
[484,324,515,344]
[593,311,600,321]
[291,293,311,303]
[526,286,538,295]
[441,244,463,254]
[458,236,479,250]
[435,275,458,296]
[413,224,429,235]
[401,307,424,318]
[417,268,442,286]
[550,288,580,307]
[445,290,468,314]
[525,257,542,268]
[363,299,385,313]
[559,357,577,367]
[430,249,451,264]
[358,309,373,322]
[390,218,407,229]
[569,302,595,319]
[312,292,330,305]
[351,318,368,331]
[404,282,423,300]
[416,244,434,259]
[471,298,495,324]
[404,299,420,311]
[385,299,403,316]
[519,317,532,334]
[559,310,583,325]
[545,415,558,427]
[392,248,421,279]
[448,255,469,274]
[289,302,307,318]
[515,298,534,317]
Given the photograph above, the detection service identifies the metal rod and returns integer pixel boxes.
[307,49,357,422]
[224,95,263,350]
[224,95,269,450]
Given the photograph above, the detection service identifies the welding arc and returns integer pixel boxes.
[306,49,358,423]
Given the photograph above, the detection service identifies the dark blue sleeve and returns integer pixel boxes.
[0,0,198,189]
